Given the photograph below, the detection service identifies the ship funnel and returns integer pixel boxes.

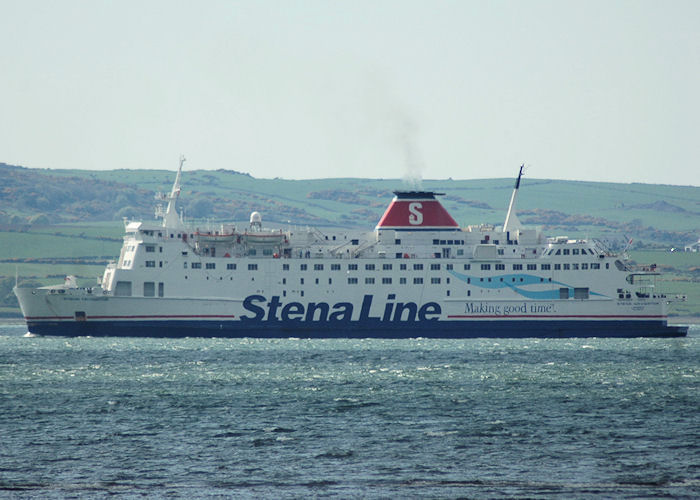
[376,191,460,231]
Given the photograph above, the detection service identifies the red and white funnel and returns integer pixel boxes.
[376,191,460,231]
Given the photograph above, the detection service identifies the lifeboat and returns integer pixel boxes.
[240,230,287,246]
[194,232,237,244]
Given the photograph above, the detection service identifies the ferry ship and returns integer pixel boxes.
[14,161,688,338]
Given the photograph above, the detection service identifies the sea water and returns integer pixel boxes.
[1,323,698,499]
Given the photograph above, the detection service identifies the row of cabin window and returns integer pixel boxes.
[346,277,445,285]
[430,239,466,245]
[479,263,604,271]
[171,261,606,272]
[284,263,454,271]
[141,231,194,239]
[545,247,595,256]
[178,262,459,272]
[282,276,450,285]
[184,262,240,270]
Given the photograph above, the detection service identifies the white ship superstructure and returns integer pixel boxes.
[14,163,688,338]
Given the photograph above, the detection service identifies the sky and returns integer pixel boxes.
[1,0,699,186]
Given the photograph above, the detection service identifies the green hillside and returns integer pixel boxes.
[3,162,698,240]
[1,162,698,318]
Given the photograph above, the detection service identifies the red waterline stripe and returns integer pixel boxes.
[25,316,73,320]
[26,314,237,321]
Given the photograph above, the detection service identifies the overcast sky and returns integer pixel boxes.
[1,0,698,185]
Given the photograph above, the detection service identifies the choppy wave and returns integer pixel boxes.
[1,324,698,498]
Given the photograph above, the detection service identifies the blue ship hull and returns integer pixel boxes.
[25,319,688,338]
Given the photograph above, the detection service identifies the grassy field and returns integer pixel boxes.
[629,250,700,270]
[0,231,120,260]
[629,250,700,318]
[659,279,700,317]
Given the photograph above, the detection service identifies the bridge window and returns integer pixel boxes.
[115,281,132,297]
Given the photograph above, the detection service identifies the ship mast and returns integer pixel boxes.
[503,164,524,234]
[162,156,185,228]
